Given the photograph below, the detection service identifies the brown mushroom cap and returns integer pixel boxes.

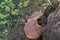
[31,11,43,20]
[24,19,42,39]
[28,11,43,21]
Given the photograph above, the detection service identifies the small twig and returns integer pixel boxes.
[47,0,52,6]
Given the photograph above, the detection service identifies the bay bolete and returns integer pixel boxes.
[24,11,43,40]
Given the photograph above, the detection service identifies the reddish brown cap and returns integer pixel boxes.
[24,19,42,39]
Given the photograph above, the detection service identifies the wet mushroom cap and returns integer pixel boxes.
[24,19,42,39]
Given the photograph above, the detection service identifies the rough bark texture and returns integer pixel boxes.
[42,2,60,40]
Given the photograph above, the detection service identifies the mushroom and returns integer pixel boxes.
[28,11,43,21]
[24,11,43,40]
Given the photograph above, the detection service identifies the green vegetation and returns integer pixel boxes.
[0,0,29,40]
